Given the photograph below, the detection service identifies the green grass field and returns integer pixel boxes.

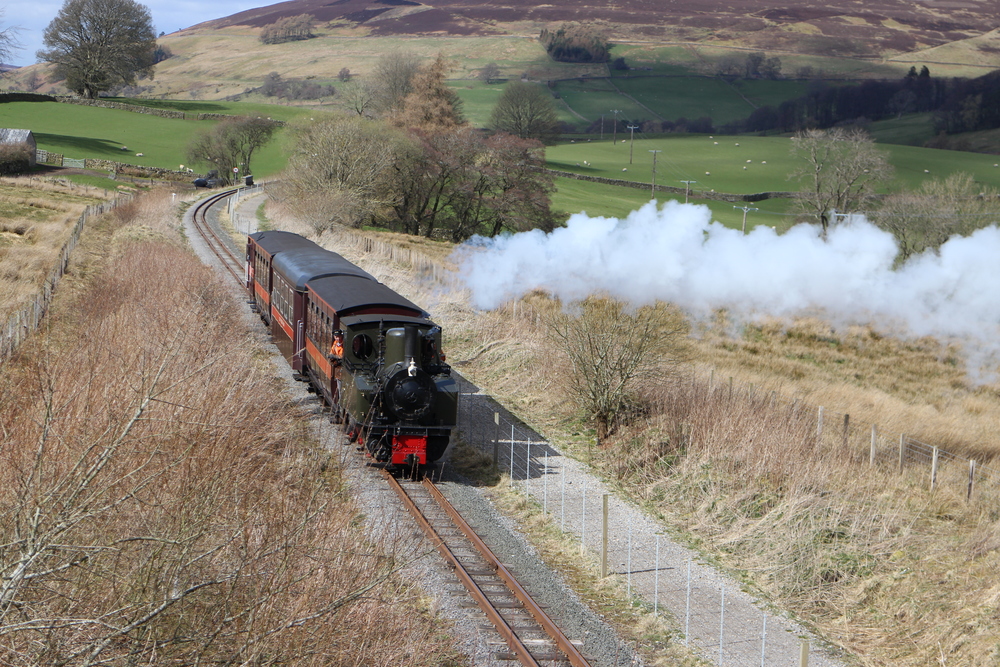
[1,100,291,178]
[550,176,797,231]
[547,134,1000,198]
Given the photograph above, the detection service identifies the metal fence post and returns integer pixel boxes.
[543,451,548,514]
[525,437,531,497]
[719,587,725,665]
[654,535,660,614]
[685,557,691,645]
[493,412,499,466]
[601,494,609,578]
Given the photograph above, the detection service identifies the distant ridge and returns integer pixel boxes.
[191,0,1000,56]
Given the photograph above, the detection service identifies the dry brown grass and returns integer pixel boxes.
[0,176,108,314]
[690,315,1000,461]
[0,192,461,666]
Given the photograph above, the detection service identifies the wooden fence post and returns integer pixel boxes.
[930,446,939,491]
[842,413,849,448]
[967,460,976,501]
[817,406,824,442]
[870,425,877,466]
[898,434,905,474]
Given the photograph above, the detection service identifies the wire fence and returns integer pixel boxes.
[454,381,833,666]
[1,196,133,360]
[227,183,265,236]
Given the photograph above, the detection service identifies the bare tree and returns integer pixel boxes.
[489,80,561,144]
[0,10,20,64]
[342,78,379,117]
[478,62,501,83]
[274,113,411,231]
[370,50,420,114]
[790,128,894,233]
[544,297,688,443]
[873,172,1000,261]
[187,116,278,183]
[37,0,156,99]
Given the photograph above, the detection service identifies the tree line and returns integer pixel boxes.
[723,67,1000,137]
[259,14,316,45]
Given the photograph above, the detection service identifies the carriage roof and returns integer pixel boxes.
[307,274,425,318]
[248,231,321,258]
[272,248,375,290]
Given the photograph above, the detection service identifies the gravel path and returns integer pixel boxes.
[455,374,851,667]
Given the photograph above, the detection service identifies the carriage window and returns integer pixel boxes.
[352,334,374,360]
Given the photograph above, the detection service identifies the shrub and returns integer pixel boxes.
[0,144,32,175]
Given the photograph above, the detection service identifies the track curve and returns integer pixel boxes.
[190,189,245,285]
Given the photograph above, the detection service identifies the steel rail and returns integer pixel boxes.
[191,189,244,285]
[420,478,591,667]
[382,470,591,667]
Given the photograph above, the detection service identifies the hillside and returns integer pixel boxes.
[197,0,1000,61]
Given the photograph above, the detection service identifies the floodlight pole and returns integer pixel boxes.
[734,204,759,233]
[649,150,662,196]
[627,124,639,164]
[680,180,696,203]
[611,109,622,145]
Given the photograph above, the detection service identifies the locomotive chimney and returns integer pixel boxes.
[404,326,419,377]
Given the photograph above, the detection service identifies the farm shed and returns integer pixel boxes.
[0,129,37,167]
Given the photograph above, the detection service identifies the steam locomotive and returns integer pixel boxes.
[246,231,457,472]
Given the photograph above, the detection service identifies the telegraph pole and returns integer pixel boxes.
[734,204,759,233]
[649,149,662,196]
[611,109,622,145]
[679,180,696,203]
[627,124,638,164]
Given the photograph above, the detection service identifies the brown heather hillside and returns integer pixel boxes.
[197,0,1000,59]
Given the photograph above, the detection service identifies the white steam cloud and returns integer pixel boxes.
[454,200,1000,373]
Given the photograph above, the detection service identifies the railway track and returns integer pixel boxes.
[383,471,593,667]
[190,188,245,285]
[190,192,594,665]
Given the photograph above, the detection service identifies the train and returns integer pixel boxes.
[246,231,457,473]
